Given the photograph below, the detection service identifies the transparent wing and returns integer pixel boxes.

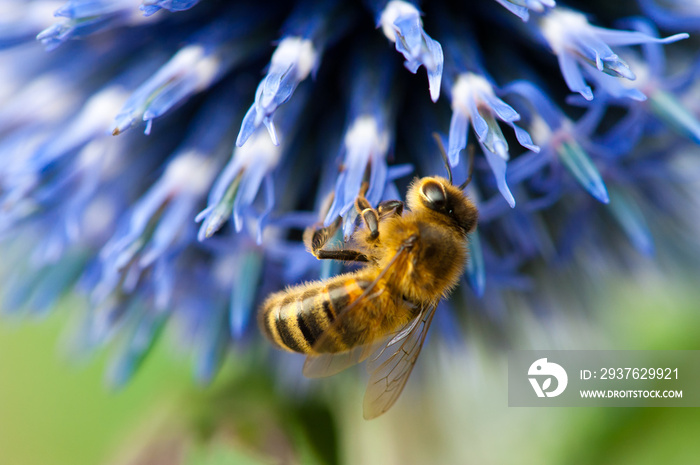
[363,301,438,420]
[302,336,387,378]
[302,235,417,379]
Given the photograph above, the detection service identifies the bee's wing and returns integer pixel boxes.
[302,336,387,378]
[362,301,438,420]
[302,239,414,379]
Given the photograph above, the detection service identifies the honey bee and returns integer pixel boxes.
[259,137,478,419]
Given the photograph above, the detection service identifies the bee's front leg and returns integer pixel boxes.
[304,216,369,263]
[355,184,380,240]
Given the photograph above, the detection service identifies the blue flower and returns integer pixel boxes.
[435,10,539,207]
[504,80,610,204]
[37,0,151,51]
[236,37,318,146]
[112,15,263,136]
[198,128,282,243]
[235,0,342,146]
[447,72,539,207]
[373,0,444,102]
[585,18,700,145]
[494,0,555,22]
[533,8,688,100]
[0,1,698,400]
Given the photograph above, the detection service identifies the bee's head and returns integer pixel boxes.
[406,134,479,234]
[408,176,478,235]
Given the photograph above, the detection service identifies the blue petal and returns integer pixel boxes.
[466,230,486,297]
[230,248,264,339]
[503,81,563,130]
[558,52,593,100]
[38,1,139,50]
[607,188,655,256]
[198,162,244,240]
[194,302,228,385]
[113,18,259,135]
[55,1,123,18]
[140,5,160,16]
[649,89,700,144]
[28,251,89,315]
[384,6,444,101]
[590,27,688,47]
[557,140,609,203]
[482,144,516,208]
[106,308,168,388]
[140,0,202,17]
[494,0,530,21]
[483,92,520,123]
[386,163,414,181]
[585,69,647,102]
[255,175,276,244]
[469,98,489,143]
[139,196,195,268]
[448,109,469,165]
[233,163,267,232]
[324,170,347,225]
[366,154,388,207]
[424,35,444,102]
[639,0,700,32]
[509,122,540,153]
[237,61,302,146]
[342,152,370,216]
[235,105,260,148]
[325,113,391,225]
[236,32,320,146]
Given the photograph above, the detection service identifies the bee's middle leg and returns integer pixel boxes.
[377,200,403,217]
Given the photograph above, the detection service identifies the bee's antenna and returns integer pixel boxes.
[432,132,452,184]
[458,144,475,190]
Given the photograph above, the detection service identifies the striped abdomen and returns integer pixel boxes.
[259,277,373,354]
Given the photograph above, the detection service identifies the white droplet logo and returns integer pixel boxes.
[528,358,568,398]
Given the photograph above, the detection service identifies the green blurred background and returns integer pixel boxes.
[1,274,699,465]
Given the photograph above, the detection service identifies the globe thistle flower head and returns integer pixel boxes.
[0,0,698,409]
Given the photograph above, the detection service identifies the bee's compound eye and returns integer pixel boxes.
[421,180,446,209]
